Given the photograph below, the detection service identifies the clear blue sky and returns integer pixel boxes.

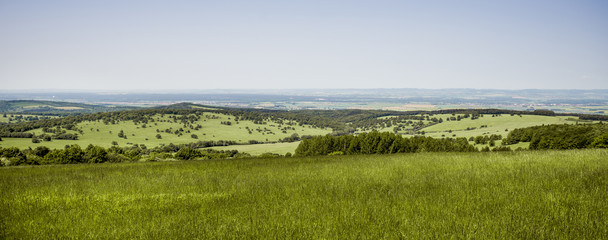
[1,0,607,90]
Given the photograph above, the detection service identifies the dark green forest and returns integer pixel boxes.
[502,123,608,150]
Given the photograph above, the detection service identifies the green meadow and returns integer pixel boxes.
[1,149,606,239]
[363,114,582,137]
[0,112,597,155]
[0,112,331,150]
[421,114,585,138]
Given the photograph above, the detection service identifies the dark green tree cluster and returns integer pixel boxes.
[295,131,477,156]
[468,134,502,144]
[0,142,253,166]
[502,123,608,150]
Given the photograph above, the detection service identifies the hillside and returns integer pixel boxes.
[0,105,604,155]
[0,100,138,114]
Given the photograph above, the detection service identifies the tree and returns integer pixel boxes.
[591,133,608,148]
[156,134,162,139]
[85,144,108,163]
[33,146,50,157]
[63,145,85,164]
[175,147,199,160]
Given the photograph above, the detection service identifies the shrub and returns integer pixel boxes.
[175,147,200,160]
[328,151,344,156]
[33,146,50,157]
[258,152,281,158]
[85,145,108,163]
[107,153,131,163]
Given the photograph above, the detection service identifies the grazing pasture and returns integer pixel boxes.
[420,114,586,138]
[1,149,606,239]
[0,112,330,150]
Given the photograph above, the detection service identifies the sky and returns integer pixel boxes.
[1,0,607,90]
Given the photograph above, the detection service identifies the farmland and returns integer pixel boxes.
[1,149,606,239]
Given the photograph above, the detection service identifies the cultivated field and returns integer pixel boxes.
[1,149,606,239]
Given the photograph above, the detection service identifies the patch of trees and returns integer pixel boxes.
[502,123,608,150]
[52,133,79,140]
[468,134,502,145]
[279,133,300,143]
[295,131,477,156]
[0,143,253,166]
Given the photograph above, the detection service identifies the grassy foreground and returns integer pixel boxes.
[1,150,607,239]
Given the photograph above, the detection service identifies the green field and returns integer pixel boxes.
[0,112,331,150]
[370,114,584,138]
[1,149,606,239]
[420,114,586,138]
[0,113,589,154]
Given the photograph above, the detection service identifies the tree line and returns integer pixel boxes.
[502,123,608,150]
[0,142,260,166]
[295,131,478,156]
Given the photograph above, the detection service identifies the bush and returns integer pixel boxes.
[591,133,608,148]
[328,151,344,156]
[175,147,200,160]
[258,152,281,158]
[8,156,38,166]
[33,146,50,157]
[85,145,108,163]
[0,147,22,158]
[107,153,131,163]
[492,146,512,152]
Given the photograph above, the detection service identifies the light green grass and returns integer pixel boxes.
[0,112,331,149]
[208,141,300,155]
[421,114,582,138]
[1,149,607,239]
[359,114,581,148]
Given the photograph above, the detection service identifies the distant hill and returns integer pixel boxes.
[153,102,224,110]
[0,100,139,114]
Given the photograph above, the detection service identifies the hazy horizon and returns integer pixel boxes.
[2,87,608,94]
[2,1,607,90]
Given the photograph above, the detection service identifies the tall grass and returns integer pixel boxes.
[1,150,607,239]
